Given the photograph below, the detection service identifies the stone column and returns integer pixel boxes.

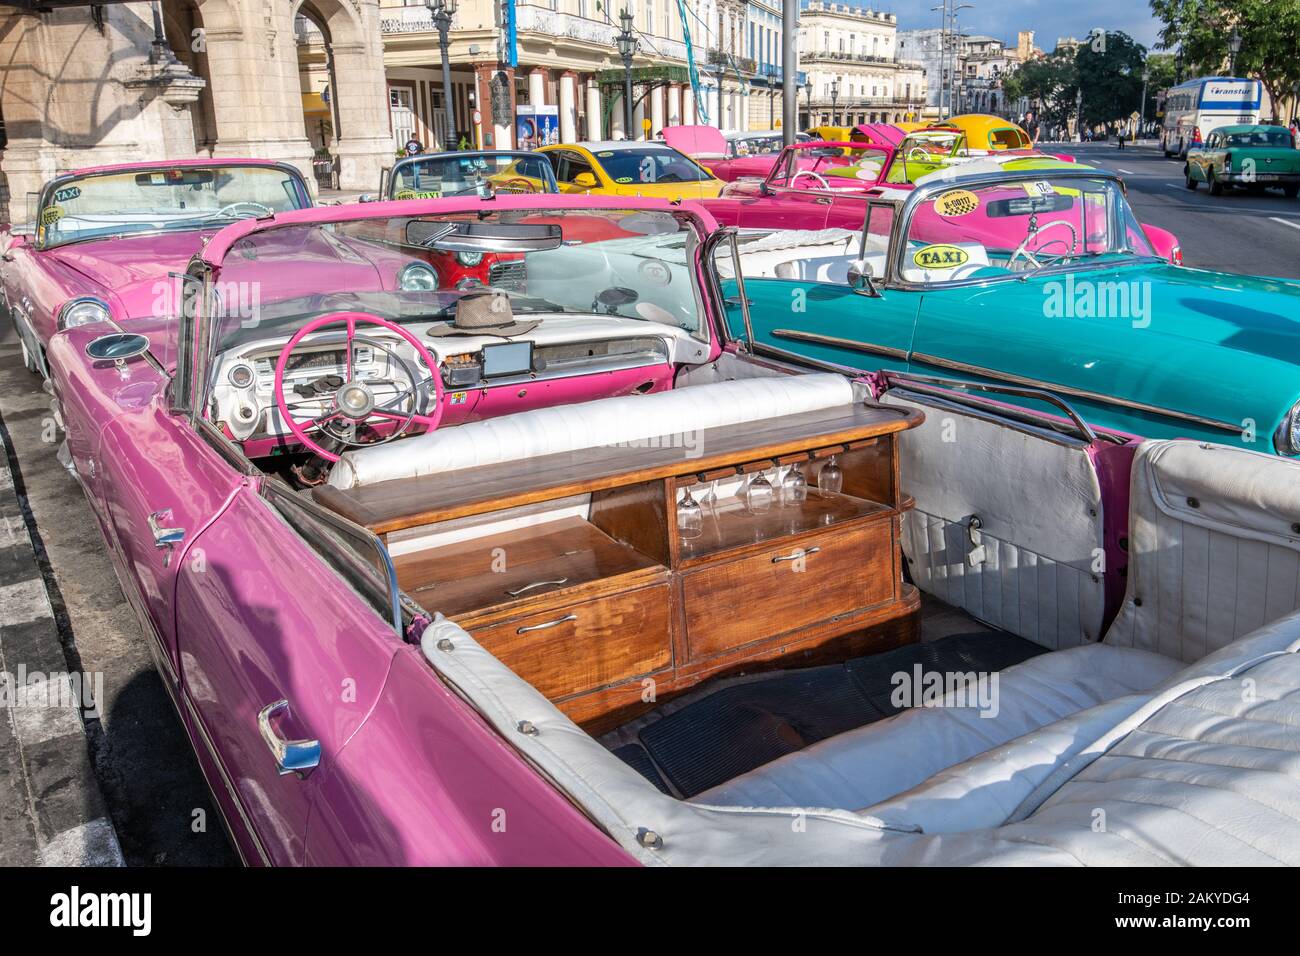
[650,84,666,136]
[610,91,626,139]
[559,71,578,143]
[666,85,682,126]
[682,87,696,125]
[529,68,548,106]
[585,81,603,139]
[632,95,646,141]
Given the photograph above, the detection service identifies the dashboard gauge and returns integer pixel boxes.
[399,262,439,292]
[228,363,255,388]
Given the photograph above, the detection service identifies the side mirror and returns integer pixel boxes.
[573,172,599,189]
[358,194,375,203]
[847,259,883,298]
[86,332,150,366]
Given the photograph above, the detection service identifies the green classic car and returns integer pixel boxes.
[716,167,1300,455]
[1184,125,1300,197]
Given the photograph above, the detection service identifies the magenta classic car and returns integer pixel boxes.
[706,140,1183,264]
[662,125,813,182]
[44,191,1300,866]
[0,158,312,378]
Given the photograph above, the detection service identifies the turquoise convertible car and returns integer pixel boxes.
[717,167,1300,455]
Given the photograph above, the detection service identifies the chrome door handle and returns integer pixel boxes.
[506,578,569,597]
[516,614,577,634]
[257,699,321,776]
[148,509,186,548]
[772,546,821,563]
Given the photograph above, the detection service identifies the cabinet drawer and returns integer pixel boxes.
[683,519,894,659]
[468,585,672,700]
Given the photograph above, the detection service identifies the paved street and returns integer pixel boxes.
[1048,141,1300,279]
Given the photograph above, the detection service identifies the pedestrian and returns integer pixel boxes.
[405,136,423,157]
[1117,128,1126,150]
[1291,118,1299,149]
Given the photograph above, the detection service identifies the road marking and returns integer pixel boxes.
[1271,217,1300,232]
[1117,168,1135,175]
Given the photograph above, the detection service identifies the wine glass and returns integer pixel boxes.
[818,454,843,497]
[745,469,774,514]
[677,485,703,539]
[782,464,808,506]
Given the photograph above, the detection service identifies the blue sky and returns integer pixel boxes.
[893,0,1166,51]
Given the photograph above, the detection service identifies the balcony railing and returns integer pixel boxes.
[378,6,687,61]
[705,48,758,74]
[802,51,923,70]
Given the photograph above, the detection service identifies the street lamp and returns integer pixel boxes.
[804,78,813,128]
[616,9,639,138]
[1139,68,1149,140]
[428,0,459,149]
[830,79,839,126]
[1228,30,1242,75]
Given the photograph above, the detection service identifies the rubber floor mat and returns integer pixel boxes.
[847,631,1045,716]
[611,743,672,794]
[620,632,1045,798]
[636,665,883,798]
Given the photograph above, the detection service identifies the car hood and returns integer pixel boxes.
[45,232,211,319]
[622,180,725,200]
[1127,263,1300,356]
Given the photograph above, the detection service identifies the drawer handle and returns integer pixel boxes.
[506,578,569,597]
[772,546,821,563]
[516,614,578,634]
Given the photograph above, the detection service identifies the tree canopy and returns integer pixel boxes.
[1150,0,1300,118]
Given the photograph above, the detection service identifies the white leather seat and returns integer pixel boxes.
[328,372,856,489]
[691,642,1182,811]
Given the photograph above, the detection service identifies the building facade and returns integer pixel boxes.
[799,2,925,128]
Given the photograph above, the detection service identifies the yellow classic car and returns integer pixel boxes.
[935,114,1035,152]
[528,142,725,201]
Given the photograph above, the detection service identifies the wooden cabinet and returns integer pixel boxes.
[318,398,923,730]
[682,519,894,659]
[466,585,673,701]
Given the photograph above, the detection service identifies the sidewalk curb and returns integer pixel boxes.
[0,413,124,867]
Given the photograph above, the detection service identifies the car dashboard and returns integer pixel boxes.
[211,314,711,447]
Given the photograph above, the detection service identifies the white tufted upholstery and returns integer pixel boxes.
[328,372,856,489]
[1107,439,1300,663]
[691,643,1181,812]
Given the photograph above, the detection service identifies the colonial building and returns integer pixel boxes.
[798,2,925,128]
[0,0,392,219]
[897,26,1037,120]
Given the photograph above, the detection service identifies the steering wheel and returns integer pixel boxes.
[1010,219,1079,268]
[216,200,274,219]
[908,147,932,161]
[273,311,445,463]
[495,177,539,194]
[790,170,831,190]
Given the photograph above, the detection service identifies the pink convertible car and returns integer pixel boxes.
[0,158,313,378]
[44,191,1300,865]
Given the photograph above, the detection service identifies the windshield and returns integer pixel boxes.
[729,135,784,157]
[1225,128,1291,147]
[593,147,712,184]
[989,127,1032,150]
[38,165,308,248]
[901,176,1156,283]
[207,206,706,359]
[390,153,557,198]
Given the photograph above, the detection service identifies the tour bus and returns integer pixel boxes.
[1161,76,1263,158]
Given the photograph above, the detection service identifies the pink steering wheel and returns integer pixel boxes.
[274,311,445,463]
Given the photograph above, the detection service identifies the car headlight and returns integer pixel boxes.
[398,262,438,292]
[457,251,485,267]
[57,296,110,331]
[1276,400,1300,455]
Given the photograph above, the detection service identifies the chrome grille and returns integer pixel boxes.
[488,259,527,292]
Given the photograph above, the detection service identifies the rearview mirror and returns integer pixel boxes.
[847,259,883,298]
[573,172,599,189]
[406,219,564,252]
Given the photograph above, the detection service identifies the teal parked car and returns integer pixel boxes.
[718,167,1300,455]
[1184,125,1300,197]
